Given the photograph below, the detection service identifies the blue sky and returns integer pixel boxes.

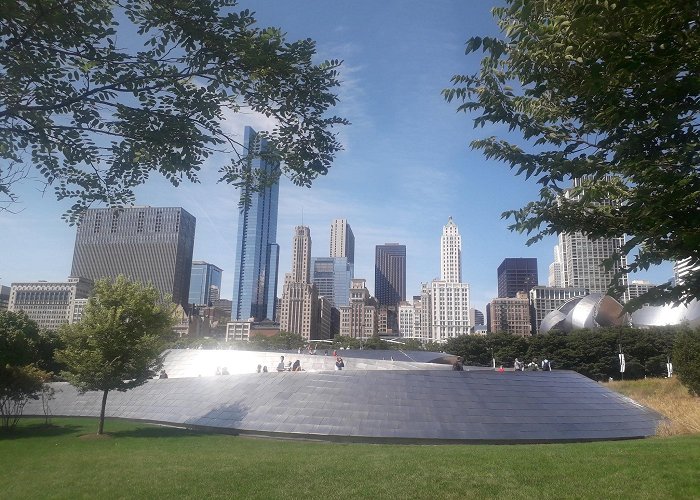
[0,0,671,313]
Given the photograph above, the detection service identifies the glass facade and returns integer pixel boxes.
[375,244,406,306]
[231,127,280,321]
[188,261,223,307]
[311,256,353,307]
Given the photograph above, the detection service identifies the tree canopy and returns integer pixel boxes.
[57,276,174,434]
[444,0,699,309]
[1,0,347,220]
[0,311,50,430]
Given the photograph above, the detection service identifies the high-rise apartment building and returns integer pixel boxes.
[550,178,629,301]
[374,243,406,306]
[70,206,195,309]
[627,280,656,303]
[488,292,532,336]
[548,245,563,287]
[674,257,699,287]
[188,261,222,307]
[8,277,93,330]
[497,258,538,298]
[330,219,355,266]
[529,286,588,333]
[231,126,280,321]
[279,226,321,340]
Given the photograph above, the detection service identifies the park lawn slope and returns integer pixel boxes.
[2,418,699,499]
[609,377,700,435]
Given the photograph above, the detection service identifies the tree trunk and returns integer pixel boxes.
[98,389,109,435]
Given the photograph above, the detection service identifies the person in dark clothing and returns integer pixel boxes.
[159,370,168,379]
[452,356,464,371]
[292,359,301,371]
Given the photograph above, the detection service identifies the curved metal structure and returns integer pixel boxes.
[539,293,628,333]
[24,350,662,443]
[541,294,700,333]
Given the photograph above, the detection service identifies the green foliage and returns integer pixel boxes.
[673,328,700,396]
[0,310,41,366]
[444,327,680,381]
[0,311,50,430]
[444,0,700,308]
[0,364,48,431]
[250,331,306,351]
[0,0,347,220]
[332,335,361,349]
[57,276,174,433]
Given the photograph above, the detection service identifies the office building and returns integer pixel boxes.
[469,308,484,326]
[0,285,10,310]
[188,261,223,307]
[627,280,656,303]
[425,218,471,342]
[330,219,355,266]
[231,126,280,322]
[311,256,353,307]
[497,258,538,298]
[70,206,195,309]
[375,243,406,306]
[339,279,377,339]
[529,286,588,333]
[488,292,532,336]
[279,226,320,340]
[441,216,462,282]
[8,277,93,330]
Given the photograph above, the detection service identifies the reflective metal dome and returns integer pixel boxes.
[539,293,628,333]
[630,299,700,329]
[540,294,700,333]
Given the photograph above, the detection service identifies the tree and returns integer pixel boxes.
[1,0,348,221]
[673,327,700,396]
[57,276,174,434]
[444,0,699,309]
[0,311,50,430]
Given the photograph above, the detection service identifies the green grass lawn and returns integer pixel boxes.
[2,418,699,500]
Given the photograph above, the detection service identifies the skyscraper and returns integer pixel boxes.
[497,258,538,298]
[311,256,353,307]
[441,216,462,282]
[70,206,196,309]
[231,126,280,321]
[556,231,627,299]
[188,261,223,307]
[279,226,321,339]
[551,178,629,301]
[330,219,355,266]
[374,243,406,306]
[428,217,471,341]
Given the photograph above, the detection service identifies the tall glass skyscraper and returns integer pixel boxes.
[231,127,280,321]
[311,256,353,307]
[188,261,223,307]
[375,243,406,306]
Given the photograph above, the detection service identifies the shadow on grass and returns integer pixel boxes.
[108,425,218,439]
[0,422,84,440]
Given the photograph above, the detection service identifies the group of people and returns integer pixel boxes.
[513,358,552,371]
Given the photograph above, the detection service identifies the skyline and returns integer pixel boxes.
[0,1,672,314]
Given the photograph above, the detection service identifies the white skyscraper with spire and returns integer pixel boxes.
[427,217,471,341]
[440,216,462,283]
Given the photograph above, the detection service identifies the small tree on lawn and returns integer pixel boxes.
[57,276,174,435]
[0,311,50,431]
